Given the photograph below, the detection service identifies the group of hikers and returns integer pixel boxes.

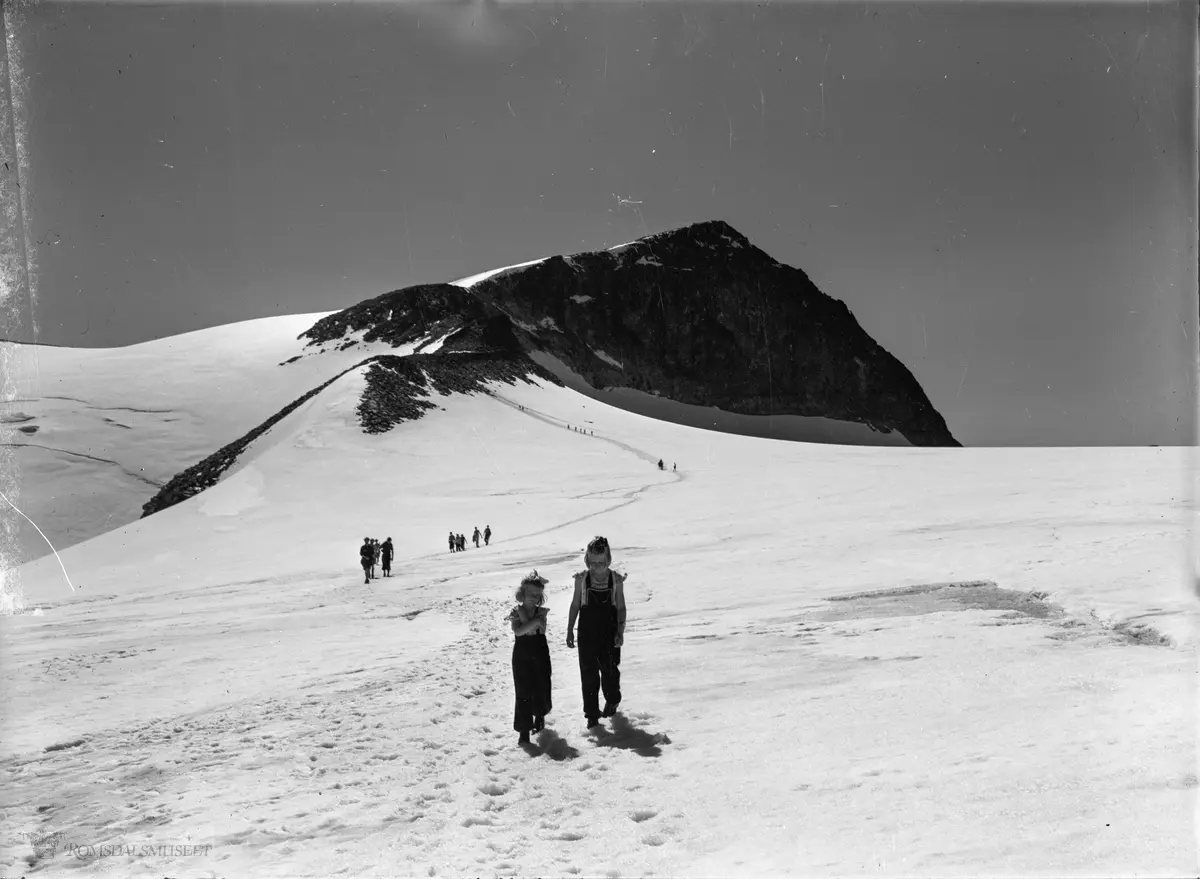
[657,459,676,471]
[449,525,491,552]
[508,535,626,745]
[358,537,394,583]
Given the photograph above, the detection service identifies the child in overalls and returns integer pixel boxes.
[566,536,626,728]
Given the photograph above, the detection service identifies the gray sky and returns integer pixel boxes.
[8,1,1196,447]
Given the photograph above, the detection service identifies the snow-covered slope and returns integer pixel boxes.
[1,350,1195,877]
[1,314,442,566]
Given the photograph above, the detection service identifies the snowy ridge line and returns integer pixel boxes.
[140,357,377,518]
[143,350,563,517]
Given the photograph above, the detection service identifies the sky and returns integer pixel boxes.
[2,312,1194,875]
[4,0,1196,447]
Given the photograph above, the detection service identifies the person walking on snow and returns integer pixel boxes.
[566,536,626,728]
[381,537,393,577]
[508,570,553,745]
[449,531,456,552]
[484,525,492,546]
[370,539,380,578]
[657,459,664,470]
[473,526,481,548]
[359,537,374,584]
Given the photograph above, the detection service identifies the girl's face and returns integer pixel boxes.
[585,552,610,576]
[522,588,544,611]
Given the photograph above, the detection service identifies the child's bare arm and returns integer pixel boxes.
[566,576,581,636]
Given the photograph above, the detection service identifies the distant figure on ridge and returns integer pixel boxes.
[381,537,394,577]
[657,459,664,470]
[508,570,553,746]
[449,531,456,552]
[473,526,481,548]
[484,525,492,546]
[359,537,374,584]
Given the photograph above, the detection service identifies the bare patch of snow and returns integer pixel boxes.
[450,257,548,289]
[592,349,623,369]
[570,295,594,305]
[420,328,460,354]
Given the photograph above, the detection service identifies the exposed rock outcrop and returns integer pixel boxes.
[357,351,563,435]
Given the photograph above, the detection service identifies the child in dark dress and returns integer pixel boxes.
[508,571,553,745]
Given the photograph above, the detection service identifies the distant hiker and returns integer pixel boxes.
[381,538,394,577]
[449,531,456,552]
[657,459,664,470]
[370,539,380,578]
[508,570,553,745]
[673,462,676,471]
[457,533,466,552]
[484,525,492,546]
[473,526,481,548]
[359,537,373,584]
[566,536,626,728]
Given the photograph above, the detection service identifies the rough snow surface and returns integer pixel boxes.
[1,317,1195,878]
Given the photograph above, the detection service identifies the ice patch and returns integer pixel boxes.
[593,349,623,369]
[570,295,594,304]
[635,256,663,267]
[538,317,563,333]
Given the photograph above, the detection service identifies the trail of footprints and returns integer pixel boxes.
[7,591,678,875]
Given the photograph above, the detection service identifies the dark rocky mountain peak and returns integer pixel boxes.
[293,220,960,447]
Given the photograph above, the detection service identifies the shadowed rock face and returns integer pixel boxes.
[471,220,959,446]
[300,219,959,446]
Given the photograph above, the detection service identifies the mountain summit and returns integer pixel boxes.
[301,220,959,447]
